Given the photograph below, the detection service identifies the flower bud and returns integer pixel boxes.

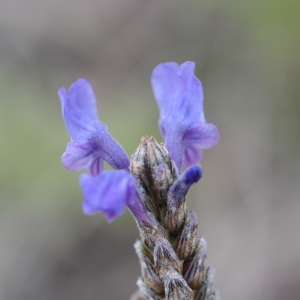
[168,164,202,206]
[134,241,164,294]
[183,237,207,289]
[175,211,199,260]
[138,213,168,251]
[153,237,183,279]
[194,267,220,300]
[164,201,187,236]
[136,278,162,300]
[164,165,201,235]
[164,272,193,300]
[130,136,177,217]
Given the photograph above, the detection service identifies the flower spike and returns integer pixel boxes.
[59,78,130,175]
[59,62,220,299]
[151,61,219,171]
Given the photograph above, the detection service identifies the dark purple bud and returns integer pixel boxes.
[168,164,202,208]
[164,164,201,235]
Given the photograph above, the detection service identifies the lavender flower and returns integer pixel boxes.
[151,61,219,171]
[59,79,148,223]
[59,61,220,300]
[59,78,129,176]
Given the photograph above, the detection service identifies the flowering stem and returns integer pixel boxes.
[131,137,219,300]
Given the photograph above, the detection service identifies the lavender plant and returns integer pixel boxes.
[59,61,219,300]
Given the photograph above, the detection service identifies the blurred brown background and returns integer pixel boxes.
[0,0,299,299]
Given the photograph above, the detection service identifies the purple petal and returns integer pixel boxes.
[182,145,203,168]
[182,123,219,167]
[59,79,101,141]
[61,122,130,174]
[80,170,136,222]
[59,79,130,174]
[90,157,104,177]
[151,61,219,170]
[62,141,104,175]
[61,141,94,172]
[152,62,203,127]
[59,78,99,122]
[80,171,150,223]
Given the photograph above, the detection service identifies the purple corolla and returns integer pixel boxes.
[151,61,219,171]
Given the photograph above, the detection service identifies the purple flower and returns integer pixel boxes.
[59,61,219,223]
[151,61,219,171]
[80,170,148,222]
[59,78,150,223]
[59,78,130,176]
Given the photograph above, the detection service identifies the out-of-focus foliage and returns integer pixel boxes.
[0,1,299,299]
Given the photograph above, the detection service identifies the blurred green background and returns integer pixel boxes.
[1,0,299,299]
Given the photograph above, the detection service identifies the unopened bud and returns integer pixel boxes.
[136,278,162,300]
[153,237,182,279]
[194,267,219,300]
[175,211,199,260]
[138,214,167,251]
[168,164,202,207]
[164,272,193,300]
[130,136,177,217]
[164,201,187,236]
[164,165,202,235]
[183,237,207,289]
[134,241,164,294]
